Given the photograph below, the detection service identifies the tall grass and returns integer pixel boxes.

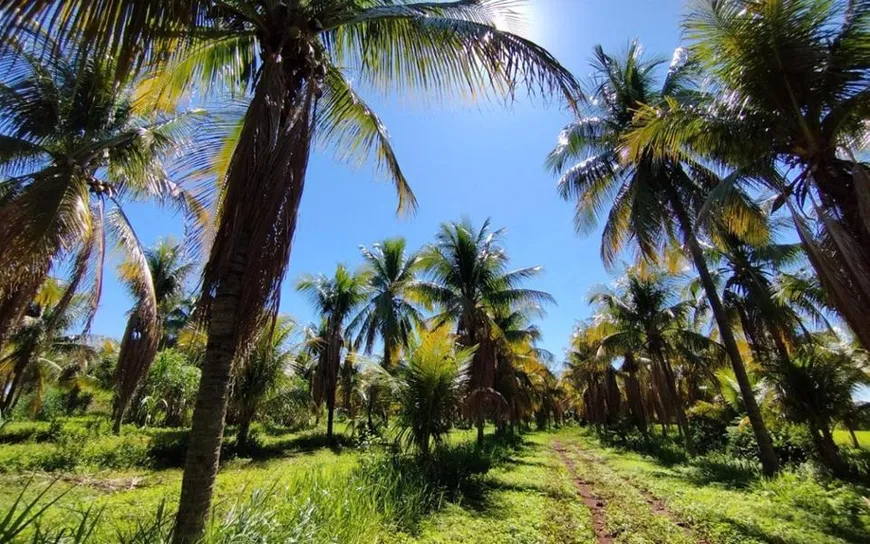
[2,437,519,542]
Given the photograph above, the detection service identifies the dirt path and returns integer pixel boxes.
[553,440,612,544]
[554,439,707,544]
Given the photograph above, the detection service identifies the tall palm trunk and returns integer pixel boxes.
[325,324,342,441]
[173,52,315,543]
[665,182,779,475]
[651,342,692,451]
[622,352,648,435]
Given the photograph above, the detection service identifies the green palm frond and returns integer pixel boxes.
[318,63,415,214]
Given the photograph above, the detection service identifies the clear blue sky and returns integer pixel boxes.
[92,0,688,367]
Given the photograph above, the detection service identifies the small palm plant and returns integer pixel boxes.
[762,340,870,476]
[396,326,474,456]
[230,315,296,451]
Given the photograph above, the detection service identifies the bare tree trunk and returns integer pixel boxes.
[237,416,252,452]
[848,426,860,449]
[666,181,780,475]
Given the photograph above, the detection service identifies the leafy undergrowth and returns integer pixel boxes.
[558,428,870,544]
[0,426,532,542]
[0,417,354,473]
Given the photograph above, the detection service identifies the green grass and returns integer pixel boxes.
[555,428,870,544]
[3,421,869,543]
[391,432,594,543]
[834,429,870,449]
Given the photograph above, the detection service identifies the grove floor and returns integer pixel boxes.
[2,428,869,543]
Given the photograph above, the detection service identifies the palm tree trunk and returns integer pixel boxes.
[652,344,693,452]
[809,416,847,476]
[171,47,316,543]
[665,182,780,475]
[848,425,860,449]
[623,353,647,435]
[237,416,252,452]
[173,241,247,543]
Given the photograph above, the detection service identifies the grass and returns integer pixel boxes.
[834,429,869,449]
[554,427,870,544]
[391,432,594,543]
[2,419,870,543]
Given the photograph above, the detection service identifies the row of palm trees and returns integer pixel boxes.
[0,0,866,541]
[565,264,867,477]
[296,219,557,443]
[548,1,868,475]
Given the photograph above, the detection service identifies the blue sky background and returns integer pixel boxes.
[91,0,690,367]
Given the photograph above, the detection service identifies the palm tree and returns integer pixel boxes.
[0,32,207,360]
[761,341,870,476]
[0,278,96,414]
[587,270,716,450]
[396,326,473,456]
[416,218,555,445]
[113,240,195,433]
[492,305,551,432]
[548,42,779,474]
[230,315,296,451]
[352,238,423,371]
[564,328,621,430]
[297,264,368,443]
[0,3,583,536]
[705,233,810,368]
[627,0,870,351]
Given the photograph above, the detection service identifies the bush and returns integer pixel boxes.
[595,426,689,465]
[687,402,731,454]
[690,452,762,488]
[727,422,813,466]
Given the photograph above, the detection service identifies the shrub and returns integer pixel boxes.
[687,401,731,454]
[690,452,762,488]
[727,422,813,466]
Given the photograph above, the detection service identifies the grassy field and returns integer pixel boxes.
[2,422,870,543]
[834,429,869,449]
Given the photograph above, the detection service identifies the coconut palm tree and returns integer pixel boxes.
[0,278,97,414]
[352,238,423,371]
[112,240,195,433]
[762,341,870,476]
[627,0,870,352]
[0,3,583,536]
[0,32,208,363]
[547,42,779,473]
[395,326,473,456]
[704,233,810,367]
[492,305,551,432]
[416,218,555,445]
[230,315,296,451]
[587,270,722,451]
[296,264,368,443]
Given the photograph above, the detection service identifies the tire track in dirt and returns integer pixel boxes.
[553,440,613,544]
[557,440,707,544]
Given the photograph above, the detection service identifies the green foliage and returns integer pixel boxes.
[395,327,473,454]
[727,423,814,466]
[687,401,732,454]
[133,349,200,427]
